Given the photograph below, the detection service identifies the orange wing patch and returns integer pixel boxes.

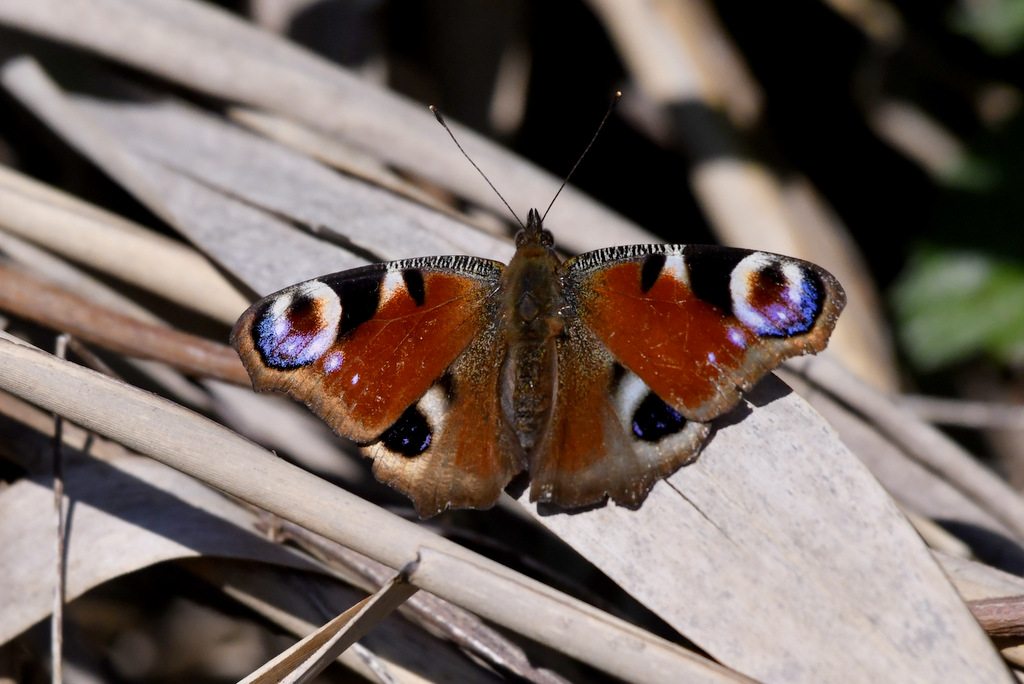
[574,259,751,421]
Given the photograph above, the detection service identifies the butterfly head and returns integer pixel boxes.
[516,208,555,250]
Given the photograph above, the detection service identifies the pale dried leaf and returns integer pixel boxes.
[0,165,248,324]
[0,400,319,645]
[0,0,651,253]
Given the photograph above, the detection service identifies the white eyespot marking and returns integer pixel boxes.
[707,351,716,364]
[380,268,406,305]
[662,253,688,285]
[416,385,449,430]
[730,254,820,337]
[256,280,341,369]
[378,387,447,458]
[351,373,360,386]
[615,370,690,443]
[612,370,651,434]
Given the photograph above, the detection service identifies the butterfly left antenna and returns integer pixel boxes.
[430,106,526,229]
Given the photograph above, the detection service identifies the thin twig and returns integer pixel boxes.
[65,337,123,380]
[967,595,1024,637]
[0,262,249,385]
[898,394,1024,431]
[260,518,573,684]
[51,334,68,684]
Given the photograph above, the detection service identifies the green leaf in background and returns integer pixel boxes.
[941,152,1000,192]
[891,246,1024,370]
[950,0,1024,55]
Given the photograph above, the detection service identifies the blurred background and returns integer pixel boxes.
[3,1,1024,681]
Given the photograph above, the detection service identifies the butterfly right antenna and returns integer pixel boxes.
[541,90,621,222]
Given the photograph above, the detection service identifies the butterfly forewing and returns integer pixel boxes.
[231,256,505,443]
[564,245,846,423]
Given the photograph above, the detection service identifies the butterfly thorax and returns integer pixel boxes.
[499,209,565,452]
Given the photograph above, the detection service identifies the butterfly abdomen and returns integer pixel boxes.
[498,227,566,453]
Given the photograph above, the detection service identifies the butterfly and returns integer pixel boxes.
[231,206,846,517]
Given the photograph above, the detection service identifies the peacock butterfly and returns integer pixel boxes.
[232,100,845,517]
[231,205,845,517]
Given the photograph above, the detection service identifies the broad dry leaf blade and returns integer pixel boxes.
[0,0,652,254]
[0,414,319,645]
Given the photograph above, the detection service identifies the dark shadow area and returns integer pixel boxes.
[936,519,1024,577]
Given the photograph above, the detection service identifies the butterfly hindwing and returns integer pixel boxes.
[563,245,846,423]
[530,313,710,509]
[367,317,526,517]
